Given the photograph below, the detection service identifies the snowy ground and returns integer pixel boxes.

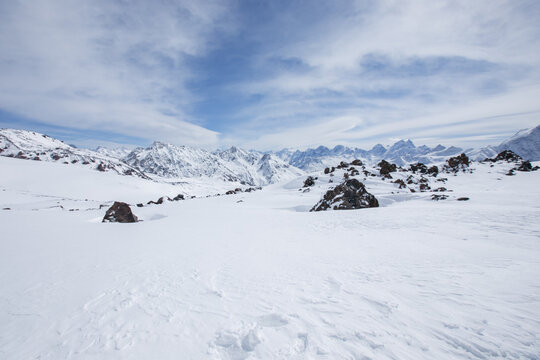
[1,156,539,359]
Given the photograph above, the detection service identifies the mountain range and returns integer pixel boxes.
[124,142,302,186]
[1,124,539,183]
[272,125,540,171]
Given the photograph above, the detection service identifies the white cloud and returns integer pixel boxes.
[227,0,540,149]
[0,0,233,146]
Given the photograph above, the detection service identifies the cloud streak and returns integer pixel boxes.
[1,0,539,149]
[0,0,234,147]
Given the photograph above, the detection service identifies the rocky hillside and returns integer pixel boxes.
[0,129,148,178]
[497,125,540,161]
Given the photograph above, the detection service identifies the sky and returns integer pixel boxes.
[1,0,540,150]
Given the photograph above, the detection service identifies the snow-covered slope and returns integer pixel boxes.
[1,153,539,359]
[95,146,132,160]
[0,129,148,178]
[124,142,303,186]
[498,125,540,161]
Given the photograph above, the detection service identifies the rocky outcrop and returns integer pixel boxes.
[444,153,470,173]
[303,176,317,187]
[310,179,379,211]
[489,150,522,162]
[378,160,397,176]
[102,202,138,223]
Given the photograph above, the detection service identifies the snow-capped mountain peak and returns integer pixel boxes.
[124,142,302,186]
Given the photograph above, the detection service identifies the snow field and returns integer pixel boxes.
[0,157,539,359]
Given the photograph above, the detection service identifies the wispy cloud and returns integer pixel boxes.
[219,0,540,149]
[0,0,234,147]
[1,0,539,149]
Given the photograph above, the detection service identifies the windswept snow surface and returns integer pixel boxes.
[1,157,539,359]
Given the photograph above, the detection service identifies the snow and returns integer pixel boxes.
[0,129,147,178]
[1,155,540,359]
[124,142,303,186]
[498,125,540,161]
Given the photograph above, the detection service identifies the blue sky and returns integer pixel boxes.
[1,0,540,150]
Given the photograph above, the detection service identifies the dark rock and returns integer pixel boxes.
[147,197,165,204]
[491,150,522,162]
[432,187,447,192]
[457,197,470,201]
[136,203,144,207]
[324,167,330,174]
[506,169,515,176]
[102,202,138,223]
[378,160,397,175]
[431,194,448,201]
[97,163,107,172]
[303,176,317,187]
[51,154,61,161]
[71,159,78,164]
[171,194,185,201]
[427,166,439,176]
[419,183,431,192]
[447,153,469,168]
[517,161,533,172]
[409,162,428,174]
[225,190,236,195]
[351,159,363,166]
[310,179,379,211]
[336,161,349,169]
[393,179,407,189]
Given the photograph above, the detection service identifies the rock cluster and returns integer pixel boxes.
[378,160,397,176]
[311,179,379,211]
[444,153,470,173]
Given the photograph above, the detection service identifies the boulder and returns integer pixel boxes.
[303,176,317,187]
[516,161,533,172]
[170,194,185,201]
[447,153,469,168]
[393,179,407,189]
[351,159,363,166]
[431,194,448,201]
[427,166,439,176]
[445,153,470,173]
[378,160,397,175]
[310,179,379,211]
[102,202,138,223]
[409,162,428,174]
